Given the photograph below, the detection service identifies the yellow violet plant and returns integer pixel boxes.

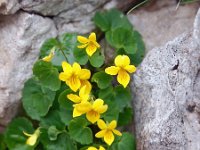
[3,9,145,150]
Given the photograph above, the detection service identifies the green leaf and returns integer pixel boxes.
[108,133,136,150]
[73,47,88,65]
[114,86,132,111]
[22,78,56,120]
[98,86,114,100]
[92,71,112,89]
[93,9,132,31]
[33,60,61,91]
[47,126,61,141]
[58,33,77,64]
[93,11,110,31]
[40,38,60,57]
[58,89,73,126]
[128,31,145,66]
[68,118,93,145]
[4,118,35,150]
[41,130,77,150]
[89,51,104,67]
[40,110,65,130]
[0,134,6,150]
[107,28,137,54]
[118,107,133,126]
[102,99,119,122]
[111,133,136,150]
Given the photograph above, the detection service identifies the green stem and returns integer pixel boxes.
[126,0,149,15]
[59,48,68,61]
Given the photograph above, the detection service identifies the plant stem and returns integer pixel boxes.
[59,48,68,61]
[126,0,149,15]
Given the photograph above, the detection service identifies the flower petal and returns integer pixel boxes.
[79,85,90,101]
[114,55,130,67]
[67,76,81,92]
[108,120,117,129]
[72,62,81,75]
[75,102,91,113]
[112,129,122,136]
[93,99,107,114]
[93,41,100,48]
[86,110,100,123]
[105,66,120,75]
[124,65,136,73]
[97,119,107,129]
[86,44,97,56]
[23,131,32,137]
[117,70,130,88]
[77,36,89,44]
[26,135,37,146]
[99,146,105,150]
[73,107,83,117]
[89,32,96,41]
[80,80,92,97]
[87,147,97,150]
[104,131,114,145]
[77,43,88,49]
[59,72,70,81]
[95,129,107,138]
[67,94,81,103]
[79,69,91,80]
[62,61,72,72]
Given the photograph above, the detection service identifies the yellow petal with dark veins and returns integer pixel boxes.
[117,69,130,88]
[105,66,120,75]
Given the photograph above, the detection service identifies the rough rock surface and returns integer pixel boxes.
[0,0,20,14]
[128,2,200,51]
[0,12,57,125]
[132,8,200,150]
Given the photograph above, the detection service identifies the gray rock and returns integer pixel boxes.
[128,3,199,51]
[0,0,20,14]
[0,12,57,126]
[54,0,109,34]
[132,8,200,150]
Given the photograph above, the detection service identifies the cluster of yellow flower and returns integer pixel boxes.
[23,32,136,149]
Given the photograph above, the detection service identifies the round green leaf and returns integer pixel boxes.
[0,134,6,150]
[114,86,132,111]
[40,110,65,130]
[22,78,56,120]
[40,38,59,57]
[117,133,136,150]
[93,12,110,32]
[4,118,35,150]
[68,118,93,145]
[89,51,104,68]
[47,126,61,141]
[41,130,77,150]
[73,47,88,65]
[58,33,77,64]
[91,71,113,89]
[58,89,73,125]
[33,60,61,91]
[118,107,133,126]
[129,31,145,66]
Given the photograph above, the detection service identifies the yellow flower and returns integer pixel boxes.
[67,85,90,103]
[42,48,55,62]
[95,119,122,145]
[105,55,136,88]
[73,99,108,124]
[59,61,91,92]
[23,128,40,146]
[87,146,105,150]
[77,32,100,56]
